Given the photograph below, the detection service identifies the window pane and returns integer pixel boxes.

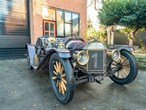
[45,22,49,31]
[72,14,79,36]
[42,6,55,20]
[50,23,54,31]
[45,32,49,36]
[65,23,71,36]
[57,10,64,36]
[50,32,55,37]
[65,12,71,23]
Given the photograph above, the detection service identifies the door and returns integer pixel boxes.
[43,20,56,37]
[0,0,30,48]
[0,0,30,59]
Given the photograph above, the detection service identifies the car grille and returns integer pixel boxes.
[86,50,106,73]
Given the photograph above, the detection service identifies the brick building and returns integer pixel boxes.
[0,0,87,59]
[30,0,87,44]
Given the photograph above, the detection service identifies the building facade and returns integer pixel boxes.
[30,0,87,44]
[0,0,87,58]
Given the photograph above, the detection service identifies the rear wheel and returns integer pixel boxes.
[110,50,138,85]
[49,53,75,104]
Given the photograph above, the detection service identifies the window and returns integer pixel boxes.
[42,7,80,38]
[43,20,56,37]
[57,10,79,38]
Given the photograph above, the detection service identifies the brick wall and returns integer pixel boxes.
[30,0,87,44]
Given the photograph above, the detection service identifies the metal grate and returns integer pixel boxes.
[87,50,106,72]
[0,0,30,48]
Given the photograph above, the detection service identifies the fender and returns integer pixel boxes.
[44,48,71,58]
[117,46,134,52]
[25,44,36,66]
[36,48,71,70]
[108,44,134,52]
[54,49,71,58]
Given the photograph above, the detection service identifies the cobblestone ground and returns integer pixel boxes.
[0,59,146,110]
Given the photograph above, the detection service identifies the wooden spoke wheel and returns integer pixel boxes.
[110,50,138,85]
[49,53,75,104]
[52,61,67,95]
[111,55,130,79]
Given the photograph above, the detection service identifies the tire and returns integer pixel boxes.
[27,49,33,70]
[49,53,75,104]
[110,50,138,85]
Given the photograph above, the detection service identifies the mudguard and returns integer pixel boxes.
[26,44,36,66]
[54,49,71,58]
[36,48,71,70]
[116,45,134,52]
[26,42,71,71]
[44,48,71,58]
[107,44,134,52]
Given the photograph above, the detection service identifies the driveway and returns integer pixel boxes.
[0,59,146,110]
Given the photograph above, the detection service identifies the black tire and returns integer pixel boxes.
[49,53,75,104]
[110,50,138,85]
[27,49,33,70]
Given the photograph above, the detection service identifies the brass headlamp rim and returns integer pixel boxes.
[76,51,89,65]
[107,49,121,62]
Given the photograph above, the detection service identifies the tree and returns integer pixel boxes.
[87,19,107,43]
[98,0,146,50]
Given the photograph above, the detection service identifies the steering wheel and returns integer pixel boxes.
[66,33,77,38]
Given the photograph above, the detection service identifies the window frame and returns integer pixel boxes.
[43,20,56,38]
[42,6,80,38]
[56,9,80,38]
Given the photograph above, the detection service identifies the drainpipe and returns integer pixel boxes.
[111,27,114,45]
[107,26,114,45]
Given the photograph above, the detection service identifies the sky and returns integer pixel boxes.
[87,0,102,31]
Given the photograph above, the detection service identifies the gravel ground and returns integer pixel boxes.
[0,59,146,110]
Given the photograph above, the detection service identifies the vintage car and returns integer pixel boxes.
[26,35,138,104]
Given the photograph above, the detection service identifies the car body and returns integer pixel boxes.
[26,35,138,104]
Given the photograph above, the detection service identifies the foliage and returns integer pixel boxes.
[99,0,146,30]
[87,29,107,43]
[87,19,107,43]
[98,0,146,51]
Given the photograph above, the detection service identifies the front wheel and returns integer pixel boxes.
[49,53,75,104]
[110,50,138,85]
